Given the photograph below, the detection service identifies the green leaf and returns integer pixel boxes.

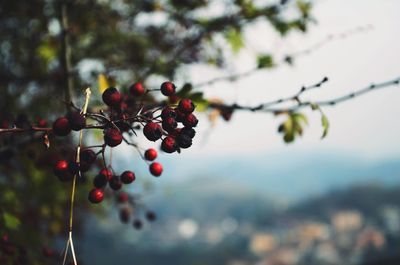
[189,92,209,112]
[257,54,274,69]
[37,40,57,63]
[225,28,244,54]
[291,112,308,125]
[189,92,204,101]
[3,212,21,230]
[176,83,193,98]
[321,114,329,139]
[310,103,319,111]
[284,132,295,143]
[297,1,312,16]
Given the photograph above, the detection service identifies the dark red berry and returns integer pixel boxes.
[133,219,143,229]
[174,109,186,122]
[42,247,55,257]
[162,117,177,132]
[183,113,198,127]
[160,81,176,96]
[146,211,156,222]
[68,161,79,175]
[109,176,122,190]
[79,162,91,172]
[104,128,123,147]
[221,109,233,121]
[93,174,108,188]
[181,127,196,138]
[88,188,104,204]
[144,148,157,161]
[161,136,177,153]
[169,94,179,104]
[120,207,131,223]
[102,87,122,107]
[37,118,47,128]
[161,107,177,119]
[1,233,9,243]
[0,119,9,129]
[129,82,146,96]
[177,134,192,149]
[67,112,86,131]
[99,168,113,181]
[115,121,131,132]
[149,162,163,177]
[143,122,162,141]
[120,171,135,184]
[52,117,71,136]
[54,160,72,181]
[117,192,129,203]
[178,99,195,114]
[80,149,96,164]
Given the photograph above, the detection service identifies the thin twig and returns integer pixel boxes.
[209,77,400,113]
[194,25,373,88]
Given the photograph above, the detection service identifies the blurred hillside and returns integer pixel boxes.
[78,153,400,265]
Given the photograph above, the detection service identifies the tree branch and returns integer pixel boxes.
[194,25,373,88]
[60,2,74,107]
[209,76,400,113]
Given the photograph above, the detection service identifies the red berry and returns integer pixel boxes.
[88,188,104,204]
[221,109,233,121]
[0,119,9,129]
[102,87,122,107]
[68,161,79,175]
[42,247,55,257]
[120,171,135,184]
[133,219,143,229]
[161,136,177,153]
[160,81,176,96]
[109,176,122,190]
[79,162,91,172]
[67,111,86,131]
[99,168,113,181]
[146,211,156,222]
[80,149,96,164]
[161,107,177,119]
[143,122,162,141]
[149,162,163,177]
[162,117,177,132]
[169,95,179,104]
[117,192,129,203]
[144,148,157,161]
[181,127,196,138]
[174,109,186,122]
[129,82,146,96]
[93,174,108,188]
[183,113,198,128]
[177,134,192,149]
[54,160,72,182]
[120,207,131,223]
[178,99,195,114]
[104,128,123,147]
[52,117,71,136]
[37,118,47,128]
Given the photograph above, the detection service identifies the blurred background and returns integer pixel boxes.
[1,0,400,265]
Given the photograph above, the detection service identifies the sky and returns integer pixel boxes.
[174,0,400,161]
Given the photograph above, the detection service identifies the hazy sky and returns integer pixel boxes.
[180,0,400,160]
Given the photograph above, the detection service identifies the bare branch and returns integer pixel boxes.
[209,76,400,113]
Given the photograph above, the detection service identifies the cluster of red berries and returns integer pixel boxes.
[51,81,198,219]
[0,234,27,264]
[116,192,157,230]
